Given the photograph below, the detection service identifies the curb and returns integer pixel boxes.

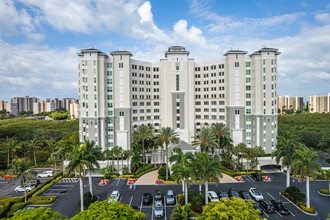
[278,192,318,216]
[27,199,58,207]
[317,190,330,197]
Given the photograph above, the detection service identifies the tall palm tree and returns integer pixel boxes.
[157,127,180,181]
[103,149,111,167]
[170,148,194,194]
[251,146,264,170]
[211,123,230,161]
[54,137,73,174]
[66,143,93,211]
[46,139,58,171]
[192,128,217,153]
[17,141,29,161]
[3,137,12,168]
[8,139,18,165]
[112,146,122,173]
[273,132,299,188]
[292,147,321,208]
[232,143,246,171]
[193,152,223,205]
[82,139,103,197]
[133,125,153,168]
[8,159,36,202]
[170,203,198,220]
[172,154,192,204]
[124,150,133,173]
[29,138,41,166]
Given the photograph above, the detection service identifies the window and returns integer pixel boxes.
[94,86,97,91]
[235,110,240,115]
[272,76,274,81]
[94,94,97,100]
[246,109,251,114]
[263,67,266,73]
[94,77,96,83]
[176,75,179,91]
[107,79,112,84]
[94,69,96,74]
[107,71,112,76]
[119,111,124,116]
[246,93,251,98]
[94,60,96,66]
[246,70,251,75]
[119,63,123,68]
[246,62,251,67]
[107,63,112,68]
[246,78,251,83]
[263,59,265,65]
[235,62,239,67]
[246,132,251,137]
[246,124,251,129]
[271,68,274,73]
[246,101,251,106]
[246,117,251,121]
[246,85,251,91]
[176,65,179,71]
[107,95,112,100]
[263,76,266,81]
[107,87,112,92]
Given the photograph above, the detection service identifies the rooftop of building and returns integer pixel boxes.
[249,47,281,56]
[110,50,133,56]
[78,48,109,57]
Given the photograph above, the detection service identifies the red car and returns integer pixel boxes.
[2,175,15,179]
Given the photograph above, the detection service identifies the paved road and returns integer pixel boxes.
[317,152,330,168]
[49,173,330,220]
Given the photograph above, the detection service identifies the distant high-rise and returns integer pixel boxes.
[308,93,330,113]
[277,95,304,113]
[78,46,280,153]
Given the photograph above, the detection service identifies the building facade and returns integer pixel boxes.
[308,93,330,113]
[78,46,280,153]
[277,95,304,113]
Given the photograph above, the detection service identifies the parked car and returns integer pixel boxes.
[228,188,239,198]
[218,190,230,200]
[142,193,152,205]
[270,200,290,215]
[239,190,253,201]
[154,200,164,218]
[14,184,35,192]
[249,188,264,201]
[253,203,264,215]
[166,190,175,205]
[37,171,53,178]
[208,191,219,202]
[251,173,262,181]
[108,191,120,203]
[259,200,275,213]
[25,179,41,187]
[154,189,163,203]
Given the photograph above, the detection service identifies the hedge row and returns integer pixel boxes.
[298,202,316,214]
[134,164,155,176]
[219,166,263,176]
[33,176,62,197]
[158,175,175,181]
[0,198,20,219]
[136,167,158,178]
[319,189,330,195]
[6,202,29,217]
[122,175,135,179]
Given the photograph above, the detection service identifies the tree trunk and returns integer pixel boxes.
[205,180,209,205]
[161,147,163,165]
[218,137,221,162]
[182,178,185,193]
[107,157,109,167]
[306,176,310,208]
[62,157,65,175]
[185,181,188,205]
[328,180,330,191]
[111,156,114,174]
[166,143,169,181]
[286,166,291,188]
[33,149,37,166]
[79,174,84,211]
[121,155,124,174]
[117,156,119,174]
[199,182,202,194]
[88,170,93,197]
[7,149,10,168]
[142,140,145,168]
[22,176,27,202]
[236,153,239,172]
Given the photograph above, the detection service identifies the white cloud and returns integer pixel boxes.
[138,1,153,23]
[315,13,330,24]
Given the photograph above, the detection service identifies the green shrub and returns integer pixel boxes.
[298,202,316,214]
[33,176,62,197]
[325,158,330,164]
[158,175,174,181]
[122,175,135,179]
[158,166,170,177]
[6,202,30,217]
[285,186,305,204]
[0,198,20,219]
[28,196,57,205]
[319,189,330,195]
[134,164,154,175]
[109,175,118,178]
[78,192,98,209]
[135,167,158,178]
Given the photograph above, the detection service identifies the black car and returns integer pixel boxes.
[270,200,290,215]
[259,200,275,213]
[228,188,239,198]
[218,190,230,200]
[253,203,264,215]
[239,190,253,201]
[154,190,163,203]
[251,173,262,181]
[142,193,152,205]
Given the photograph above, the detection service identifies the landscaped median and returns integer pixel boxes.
[0,171,62,218]
[318,188,330,196]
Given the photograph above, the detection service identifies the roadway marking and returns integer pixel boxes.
[275,211,282,217]
[151,198,154,219]
[116,179,121,185]
[246,175,255,183]
[139,196,143,212]
[290,211,296,217]
[164,196,167,220]
[129,196,133,206]
[267,192,275,200]
[263,211,269,218]
[119,196,122,202]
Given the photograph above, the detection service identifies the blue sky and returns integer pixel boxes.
[0,0,329,102]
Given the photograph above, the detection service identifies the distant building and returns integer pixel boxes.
[10,96,39,115]
[308,93,330,113]
[277,95,304,113]
[0,100,10,112]
[70,102,79,119]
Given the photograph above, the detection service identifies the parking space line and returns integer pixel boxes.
[275,211,282,217]
[129,196,133,206]
[140,196,143,212]
[246,175,255,183]
[152,199,154,219]
[267,192,275,200]
[263,211,269,218]
[164,196,167,220]
[116,179,120,185]
[290,211,295,217]
[119,196,122,202]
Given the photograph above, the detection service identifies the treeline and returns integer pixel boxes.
[0,119,79,169]
[278,113,330,150]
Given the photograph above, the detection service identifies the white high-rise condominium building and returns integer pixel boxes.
[78,46,280,153]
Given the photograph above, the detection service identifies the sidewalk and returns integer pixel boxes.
[134,170,237,185]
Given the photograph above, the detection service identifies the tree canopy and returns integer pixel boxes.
[9,207,67,220]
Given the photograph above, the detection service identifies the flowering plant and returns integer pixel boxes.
[234,176,245,182]
[99,179,110,186]
[155,179,164,184]
[262,175,271,181]
[127,178,136,184]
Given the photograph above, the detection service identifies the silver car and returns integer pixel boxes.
[154,200,164,218]
[166,190,175,205]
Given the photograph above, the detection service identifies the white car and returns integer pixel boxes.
[249,188,264,201]
[108,191,120,203]
[154,200,164,218]
[14,184,35,192]
[208,191,219,202]
[37,171,53,178]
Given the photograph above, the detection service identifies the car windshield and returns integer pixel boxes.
[232,192,238,196]
[155,206,162,211]
[255,192,261,195]
[244,193,249,197]
[167,195,173,198]
[111,195,116,199]
[154,194,161,199]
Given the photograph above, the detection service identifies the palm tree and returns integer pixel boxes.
[133,125,153,168]
[172,154,192,204]
[251,146,264,170]
[273,132,299,188]
[124,150,133,173]
[66,143,93,211]
[17,141,29,161]
[170,203,198,220]
[170,147,194,194]
[8,159,36,202]
[292,147,321,208]
[46,139,58,171]
[54,137,73,174]
[232,143,246,171]
[193,152,223,205]
[112,146,122,174]
[3,137,12,168]
[131,151,142,172]
[30,138,41,166]
[157,127,180,181]
[82,139,103,197]
[211,123,230,161]
[103,149,111,167]
[192,128,217,153]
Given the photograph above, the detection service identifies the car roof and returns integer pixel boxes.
[155,200,162,205]
[143,193,151,196]
[209,191,217,196]
[111,191,119,194]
